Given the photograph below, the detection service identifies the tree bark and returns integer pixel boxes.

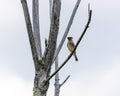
[32,0,42,59]
[45,0,61,69]
[54,57,60,96]
[21,0,92,96]
[21,0,39,71]
[33,0,61,96]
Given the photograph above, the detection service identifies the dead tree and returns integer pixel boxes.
[20,0,92,96]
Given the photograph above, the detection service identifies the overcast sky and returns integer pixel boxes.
[0,0,120,96]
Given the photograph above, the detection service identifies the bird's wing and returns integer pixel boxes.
[67,42,75,52]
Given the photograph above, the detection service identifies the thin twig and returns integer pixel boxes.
[60,75,70,87]
[52,0,82,63]
[45,8,92,83]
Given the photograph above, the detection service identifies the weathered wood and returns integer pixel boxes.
[45,0,61,70]
[32,0,42,59]
[21,0,39,71]
[33,0,61,96]
[49,0,53,20]
[21,0,92,96]
[33,69,49,96]
[54,57,60,96]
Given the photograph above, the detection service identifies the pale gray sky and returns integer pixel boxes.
[0,0,120,96]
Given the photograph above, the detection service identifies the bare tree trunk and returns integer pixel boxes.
[21,0,61,96]
[33,0,61,96]
[20,0,92,96]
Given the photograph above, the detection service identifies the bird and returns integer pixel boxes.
[67,37,78,61]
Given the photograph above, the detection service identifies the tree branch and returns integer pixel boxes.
[45,7,92,83]
[54,56,60,96]
[45,0,61,69]
[42,38,48,61]
[32,0,42,59]
[49,0,53,20]
[60,75,70,87]
[53,0,82,63]
[21,0,39,70]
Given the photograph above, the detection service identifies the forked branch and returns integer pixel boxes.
[21,0,39,70]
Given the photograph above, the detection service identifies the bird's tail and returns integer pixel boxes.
[74,52,78,61]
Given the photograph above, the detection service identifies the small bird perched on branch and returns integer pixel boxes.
[67,37,78,61]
